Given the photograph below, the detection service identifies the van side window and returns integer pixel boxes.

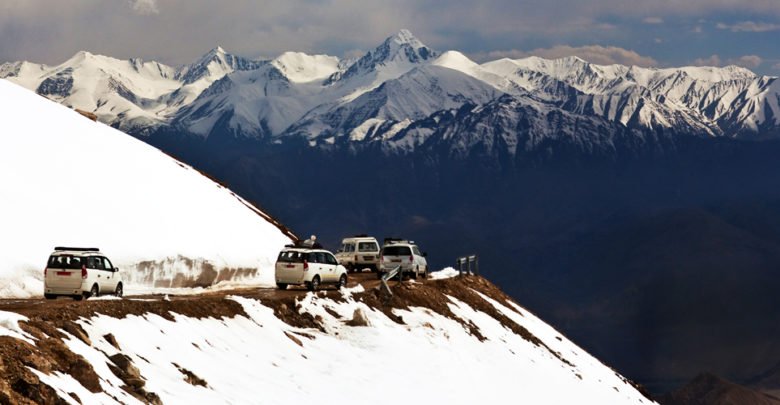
[316,252,327,263]
[412,246,422,256]
[102,257,114,271]
[345,244,355,253]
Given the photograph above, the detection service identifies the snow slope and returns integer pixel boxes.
[20,286,654,404]
[0,80,294,297]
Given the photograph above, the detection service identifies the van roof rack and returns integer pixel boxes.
[353,234,369,237]
[54,247,99,252]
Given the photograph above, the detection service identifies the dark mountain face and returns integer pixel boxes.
[141,125,780,394]
[661,373,780,405]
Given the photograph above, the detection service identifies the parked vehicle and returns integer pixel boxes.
[44,247,123,300]
[336,235,380,272]
[275,245,348,291]
[379,238,428,279]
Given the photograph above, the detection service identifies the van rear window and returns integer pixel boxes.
[382,246,411,256]
[277,251,306,263]
[358,242,378,252]
[47,255,84,269]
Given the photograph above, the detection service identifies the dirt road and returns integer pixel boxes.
[0,271,390,317]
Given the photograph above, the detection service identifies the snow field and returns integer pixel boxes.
[30,291,653,404]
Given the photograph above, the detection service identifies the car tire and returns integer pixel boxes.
[422,267,429,279]
[337,274,347,289]
[276,283,288,290]
[72,294,83,301]
[44,293,56,300]
[114,283,123,297]
[86,284,99,299]
[307,275,321,291]
[412,266,419,279]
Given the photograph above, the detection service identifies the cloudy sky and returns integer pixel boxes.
[2,0,780,74]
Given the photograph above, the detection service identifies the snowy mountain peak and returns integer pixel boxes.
[379,29,436,63]
[324,29,437,88]
[271,52,340,83]
[388,29,425,47]
[177,46,264,85]
[432,50,479,71]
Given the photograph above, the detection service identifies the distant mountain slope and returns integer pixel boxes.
[0,80,294,297]
[661,373,780,405]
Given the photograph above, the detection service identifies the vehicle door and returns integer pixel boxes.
[324,252,339,281]
[86,256,106,291]
[337,243,355,265]
[101,257,117,292]
[412,246,426,270]
[311,252,328,282]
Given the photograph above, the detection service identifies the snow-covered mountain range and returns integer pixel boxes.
[0,79,295,297]
[3,29,778,153]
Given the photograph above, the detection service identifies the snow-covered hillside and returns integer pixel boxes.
[2,29,779,152]
[0,274,655,404]
[0,80,295,297]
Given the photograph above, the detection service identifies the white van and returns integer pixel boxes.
[336,235,380,272]
[275,246,348,290]
[44,247,123,300]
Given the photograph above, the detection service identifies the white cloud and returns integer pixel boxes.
[773,62,780,70]
[129,0,159,15]
[730,55,762,68]
[716,21,780,32]
[643,17,664,24]
[691,54,763,69]
[693,54,722,66]
[474,45,658,67]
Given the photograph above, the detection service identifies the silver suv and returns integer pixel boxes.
[379,239,428,279]
[44,247,123,300]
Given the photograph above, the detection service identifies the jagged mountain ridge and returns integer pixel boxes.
[2,30,779,151]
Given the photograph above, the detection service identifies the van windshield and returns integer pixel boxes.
[47,255,84,269]
[382,246,411,256]
[277,251,306,263]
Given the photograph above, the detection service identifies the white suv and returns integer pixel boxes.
[275,245,348,291]
[44,247,123,300]
[379,239,428,279]
[336,235,380,272]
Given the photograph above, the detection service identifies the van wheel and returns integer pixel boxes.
[337,274,347,289]
[307,276,321,291]
[422,267,429,279]
[114,283,123,297]
[276,283,288,290]
[72,295,83,301]
[411,267,419,280]
[44,293,56,300]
